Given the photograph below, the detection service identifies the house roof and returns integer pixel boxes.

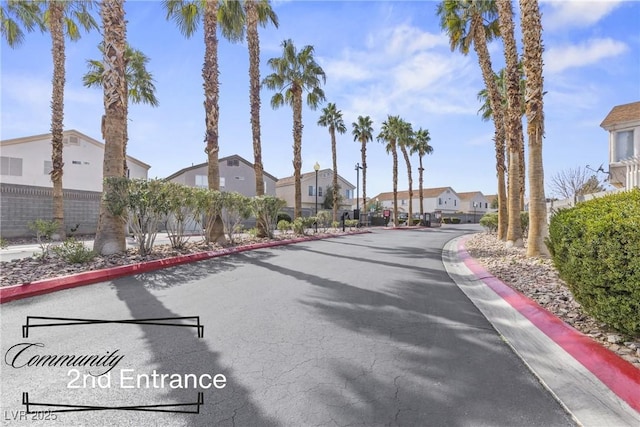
[457,191,486,201]
[0,129,151,169]
[164,154,278,182]
[600,101,640,128]
[484,194,498,203]
[275,168,355,189]
[372,187,456,201]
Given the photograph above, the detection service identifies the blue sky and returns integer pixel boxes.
[2,0,639,199]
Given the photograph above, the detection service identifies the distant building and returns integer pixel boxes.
[0,129,150,191]
[165,154,278,196]
[371,187,462,214]
[457,191,490,214]
[0,129,151,238]
[276,168,355,212]
[600,101,640,190]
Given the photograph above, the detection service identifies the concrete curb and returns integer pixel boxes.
[456,238,640,414]
[443,235,640,424]
[0,230,370,304]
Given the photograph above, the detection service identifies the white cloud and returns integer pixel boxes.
[542,0,624,30]
[544,38,628,73]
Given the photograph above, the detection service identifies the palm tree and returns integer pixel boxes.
[83,44,159,176]
[93,0,127,255]
[221,0,278,237]
[263,39,326,219]
[397,119,415,225]
[164,0,243,242]
[318,103,346,223]
[0,1,43,46]
[520,0,547,256]
[3,1,97,239]
[496,0,525,247]
[437,0,508,240]
[352,115,374,221]
[377,115,402,227]
[410,128,434,220]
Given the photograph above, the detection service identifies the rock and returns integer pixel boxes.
[607,334,623,344]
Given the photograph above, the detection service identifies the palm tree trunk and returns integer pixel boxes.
[94,0,127,255]
[292,87,303,219]
[400,145,412,224]
[49,1,65,240]
[203,0,225,243]
[392,143,398,227]
[246,1,266,237]
[521,0,549,257]
[361,139,367,223]
[419,156,424,218]
[331,127,338,223]
[497,0,524,247]
[471,10,508,240]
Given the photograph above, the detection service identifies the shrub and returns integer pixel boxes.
[520,211,529,235]
[442,217,451,224]
[546,189,640,336]
[277,220,291,234]
[479,212,498,233]
[451,218,461,224]
[0,238,7,249]
[251,196,287,239]
[52,238,96,264]
[331,221,340,229]
[28,219,59,260]
[277,212,292,223]
[345,219,358,230]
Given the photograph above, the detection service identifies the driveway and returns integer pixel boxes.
[0,226,574,426]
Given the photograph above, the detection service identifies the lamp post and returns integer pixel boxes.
[473,202,477,223]
[355,163,363,226]
[314,162,320,232]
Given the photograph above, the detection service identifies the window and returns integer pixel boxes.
[401,199,407,205]
[0,156,22,176]
[195,175,207,188]
[438,198,442,205]
[264,180,267,192]
[227,159,239,167]
[614,130,634,162]
[454,200,457,206]
[308,186,315,196]
[345,189,353,199]
[318,187,323,197]
[234,176,245,181]
[220,177,225,187]
[44,161,53,175]
[72,160,82,165]
[485,203,488,209]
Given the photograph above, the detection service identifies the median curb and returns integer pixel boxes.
[457,238,640,415]
[0,230,370,304]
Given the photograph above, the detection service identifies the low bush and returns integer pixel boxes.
[28,219,59,260]
[52,238,96,264]
[479,212,498,233]
[451,218,461,224]
[277,220,290,234]
[277,212,292,223]
[442,217,451,224]
[546,189,640,336]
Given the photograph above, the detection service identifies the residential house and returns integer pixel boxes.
[372,187,462,214]
[275,168,355,213]
[0,129,150,191]
[0,129,150,238]
[457,191,490,222]
[165,154,278,196]
[600,101,640,190]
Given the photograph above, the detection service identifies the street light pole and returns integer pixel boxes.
[355,163,363,226]
[314,162,320,232]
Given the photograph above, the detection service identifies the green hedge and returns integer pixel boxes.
[546,189,640,336]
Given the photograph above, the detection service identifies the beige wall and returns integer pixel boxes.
[276,169,355,210]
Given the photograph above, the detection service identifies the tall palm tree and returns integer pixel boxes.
[352,115,373,220]
[520,0,547,256]
[3,1,97,239]
[318,103,346,222]
[437,0,508,240]
[220,0,278,236]
[397,119,415,224]
[0,1,43,46]
[377,115,402,227]
[410,128,434,220]
[497,0,524,247]
[263,39,326,218]
[93,0,127,255]
[83,44,159,176]
[164,0,243,242]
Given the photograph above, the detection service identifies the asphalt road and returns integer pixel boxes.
[0,226,575,426]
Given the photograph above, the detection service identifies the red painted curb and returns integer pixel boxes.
[457,239,640,413]
[0,230,370,304]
